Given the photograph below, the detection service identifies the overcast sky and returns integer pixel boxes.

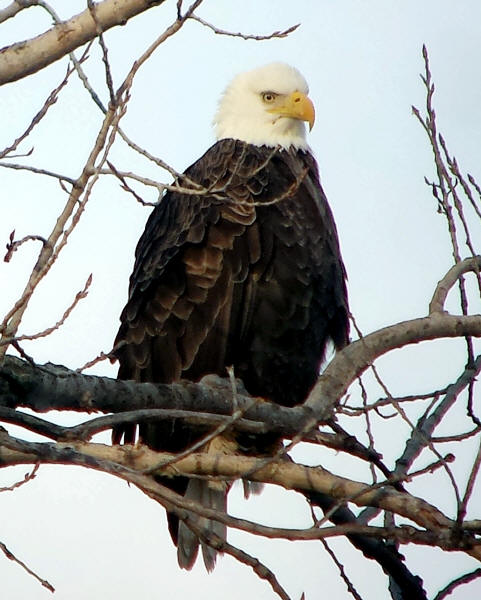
[1,1,481,599]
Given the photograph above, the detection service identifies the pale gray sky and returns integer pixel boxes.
[1,1,481,599]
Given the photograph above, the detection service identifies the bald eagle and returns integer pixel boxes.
[114,63,349,570]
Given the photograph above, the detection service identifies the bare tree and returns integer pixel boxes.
[0,3,480,600]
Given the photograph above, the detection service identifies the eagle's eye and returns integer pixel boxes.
[261,92,277,103]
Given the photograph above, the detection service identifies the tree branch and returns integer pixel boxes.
[1,432,480,557]
[429,256,481,314]
[306,313,481,416]
[0,0,168,85]
[0,355,305,422]
[0,436,455,531]
[0,540,54,593]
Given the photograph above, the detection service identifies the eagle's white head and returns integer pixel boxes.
[213,62,315,150]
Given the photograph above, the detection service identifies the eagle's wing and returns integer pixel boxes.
[116,140,260,385]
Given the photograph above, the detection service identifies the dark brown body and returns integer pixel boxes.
[114,138,349,566]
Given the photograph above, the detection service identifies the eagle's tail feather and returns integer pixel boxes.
[177,479,227,572]
[177,435,235,570]
[201,482,227,572]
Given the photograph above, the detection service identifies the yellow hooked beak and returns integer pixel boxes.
[268,91,315,131]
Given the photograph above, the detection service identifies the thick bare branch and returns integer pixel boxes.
[0,0,168,85]
[2,313,481,435]
[1,433,478,552]
[429,256,481,313]
[0,355,314,432]
[306,313,481,416]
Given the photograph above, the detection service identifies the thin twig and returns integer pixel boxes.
[433,568,481,600]
[0,463,39,492]
[0,275,92,345]
[321,539,364,600]
[0,540,54,593]
[0,63,75,159]
[87,0,115,102]
[76,350,112,373]
[0,161,76,185]
[105,161,157,206]
[190,15,300,41]
[4,232,48,263]
[432,427,481,443]
[457,436,481,525]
